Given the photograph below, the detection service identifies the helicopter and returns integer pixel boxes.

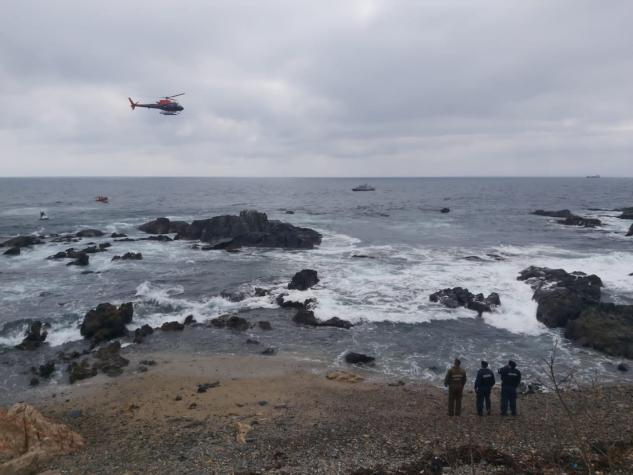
[128,93,185,115]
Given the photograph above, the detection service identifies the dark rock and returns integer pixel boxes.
[288,269,319,291]
[626,224,633,237]
[254,287,270,297]
[174,395,182,401]
[258,321,272,330]
[175,210,322,249]
[75,229,104,238]
[15,321,48,351]
[93,341,129,377]
[464,256,486,262]
[209,314,250,331]
[137,365,148,373]
[99,242,111,249]
[292,309,319,326]
[246,338,260,345]
[143,235,172,242]
[112,252,142,261]
[80,302,134,344]
[261,347,277,355]
[429,288,501,315]
[139,360,156,366]
[532,209,574,218]
[285,210,295,214]
[197,381,220,393]
[557,215,601,227]
[138,217,170,234]
[81,246,100,254]
[110,233,127,238]
[68,359,97,383]
[319,317,353,329]
[617,363,629,372]
[3,247,20,256]
[48,251,68,259]
[184,315,196,325]
[133,324,154,344]
[115,238,136,242]
[67,252,89,266]
[220,290,246,302]
[345,352,375,365]
[617,207,633,220]
[30,377,40,386]
[38,361,56,378]
[352,254,374,259]
[565,303,633,358]
[161,321,185,331]
[1,235,42,248]
[440,208,450,213]
[276,293,315,309]
[518,266,602,327]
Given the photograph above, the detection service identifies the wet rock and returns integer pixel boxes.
[15,321,48,351]
[617,363,629,372]
[0,235,42,248]
[246,338,260,345]
[29,377,40,386]
[261,347,277,355]
[518,266,602,328]
[66,252,89,266]
[143,235,172,242]
[209,314,250,331]
[133,324,154,344]
[3,246,20,256]
[293,309,319,326]
[68,359,97,383]
[197,381,220,393]
[258,321,272,330]
[532,209,574,218]
[160,321,185,331]
[110,232,127,238]
[37,361,56,379]
[175,209,322,249]
[429,288,500,315]
[80,302,134,344]
[344,352,375,365]
[92,341,129,377]
[220,289,246,302]
[285,210,295,214]
[138,217,189,235]
[115,238,136,242]
[184,315,196,325]
[565,303,633,358]
[276,293,316,309]
[99,242,111,250]
[139,359,156,366]
[626,223,633,237]
[288,269,319,291]
[440,207,450,213]
[254,287,270,297]
[111,252,142,261]
[557,215,601,227]
[319,317,353,329]
[75,229,104,238]
[617,207,633,220]
[352,254,374,259]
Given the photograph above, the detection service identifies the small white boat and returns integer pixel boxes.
[352,184,375,191]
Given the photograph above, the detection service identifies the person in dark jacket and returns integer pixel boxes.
[474,360,495,416]
[444,358,467,416]
[498,360,521,416]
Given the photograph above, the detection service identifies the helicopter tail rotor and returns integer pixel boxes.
[128,97,138,110]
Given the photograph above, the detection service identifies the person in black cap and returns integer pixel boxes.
[474,361,495,416]
[498,360,521,416]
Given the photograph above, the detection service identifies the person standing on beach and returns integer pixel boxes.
[498,360,521,416]
[474,360,495,416]
[444,358,467,416]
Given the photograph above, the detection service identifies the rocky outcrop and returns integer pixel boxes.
[344,352,375,365]
[0,235,42,248]
[532,209,601,227]
[75,229,104,238]
[15,321,48,351]
[617,207,633,220]
[138,217,189,235]
[168,210,321,249]
[288,269,319,290]
[0,403,84,473]
[292,309,353,329]
[67,252,89,266]
[2,247,20,256]
[565,303,633,358]
[80,302,133,344]
[429,288,501,315]
[208,314,250,331]
[627,223,633,237]
[220,290,246,302]
[160,321,184,331]
[517,266,602,328]
[91,341,129,377]
[111,252,142,261]
[133,324,154,344]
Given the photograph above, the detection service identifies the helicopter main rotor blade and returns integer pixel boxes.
[165,92,185,98]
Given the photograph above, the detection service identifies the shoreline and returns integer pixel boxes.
[8,351,631,474]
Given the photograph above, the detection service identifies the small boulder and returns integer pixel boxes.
[37,361,56,379]
[344,352,375,365]
[112,252,142,261]
[197,381,220,393]
[288,269,319,291]
[184,315,196,325]
[15,321,48,351]
[161,321,185,332]
[75,229,104,238]
[617,363,629,372]
[319,317,353,329]
[627,224,633,237]
[133,324,154,343]
[220,290,246,302]
[261,347,277,355]
[68,360,97,383]
[258,321,272,330]
[254,287,270,297]
[67,252,89,266]
[3,246,20,256]
[532,209,573,218]
[440,208,450,213]
[92,341,129,377]
[292,309,319,326]
[209,314,250,331]
[80,302,134,344]
[110,232,127,238]
[1,235,42,248]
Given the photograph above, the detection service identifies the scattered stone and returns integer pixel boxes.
[188,403,197,409]
[15,321,48,351]
[627,223,633,237]
[258,400,268,406]
[160,321,185,332]
[133,324,154,344]
[429,288,501,315]
[67,252,89,266]
[197,381,220,393]
[68,360,97,384]
[285,210,295,214]
[80,302,134,344]
[261,347,277,355]
[111,252,142,261]
[352,254,374,259]
[258,321,272,330]
[345,352,375,365]
[288,269,319,290]
[30,377,40,386]
[326,371,364,383]
[38,361,56,379]
[209,314,250,331]
[92,341,129,377]
[3,246,20,256]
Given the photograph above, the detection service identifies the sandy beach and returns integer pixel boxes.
[12,351,629,474]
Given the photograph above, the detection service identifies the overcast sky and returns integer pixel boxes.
[1,0,632,177]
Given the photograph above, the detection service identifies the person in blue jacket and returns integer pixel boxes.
[474,360,495,416]
[498,360,521,416]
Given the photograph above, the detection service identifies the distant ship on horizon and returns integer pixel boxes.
[586,175,600,178]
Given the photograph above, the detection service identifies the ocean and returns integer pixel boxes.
[1,177,632,395]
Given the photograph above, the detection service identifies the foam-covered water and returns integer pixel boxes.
[1,177,632,388]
